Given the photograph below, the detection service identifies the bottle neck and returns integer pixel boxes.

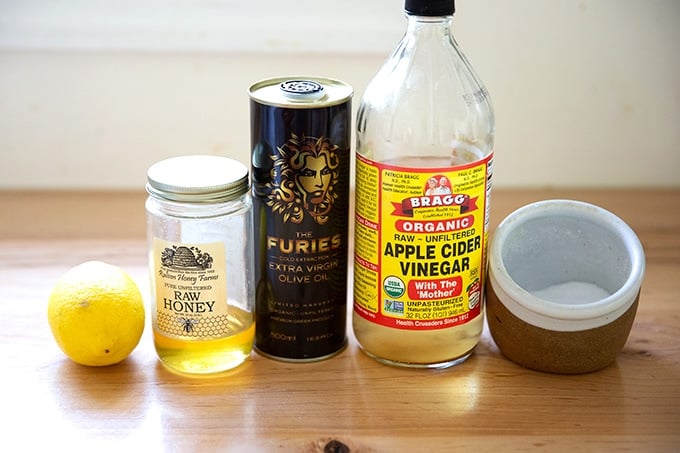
[406,13,452,28]
[404,13,454,43]
[401,14,457,59]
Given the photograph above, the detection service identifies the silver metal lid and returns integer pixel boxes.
[248,76,353,108]
[279,80,326,102]
[146,155,249,203]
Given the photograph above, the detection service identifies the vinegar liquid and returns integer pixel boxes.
[353,310,484,367]
[153,305,255,375]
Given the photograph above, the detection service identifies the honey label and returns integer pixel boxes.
[353,152,493,330]
[152,238,229,338]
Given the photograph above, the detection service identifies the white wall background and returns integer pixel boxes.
[1,0,679,189]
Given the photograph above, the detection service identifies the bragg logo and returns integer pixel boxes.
[391,193,479,217]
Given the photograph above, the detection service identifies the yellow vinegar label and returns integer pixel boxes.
[152,238,230,338]
[353,152,493,330]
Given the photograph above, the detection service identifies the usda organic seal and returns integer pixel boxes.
[383,276,405,298]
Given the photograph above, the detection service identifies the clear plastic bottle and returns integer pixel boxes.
[352,0,495,368]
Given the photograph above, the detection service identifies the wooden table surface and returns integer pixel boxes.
[1,189,679,452]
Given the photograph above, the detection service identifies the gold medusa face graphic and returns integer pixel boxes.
[267,134,340,225]
[296,153,332,204]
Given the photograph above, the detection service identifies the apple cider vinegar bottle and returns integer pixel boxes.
[352,0,495,368]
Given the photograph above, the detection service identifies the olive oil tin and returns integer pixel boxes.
[249,76,353,361]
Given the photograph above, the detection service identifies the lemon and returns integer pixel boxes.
[47,261,145,366]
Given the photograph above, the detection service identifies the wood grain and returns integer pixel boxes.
[1,189,678,451]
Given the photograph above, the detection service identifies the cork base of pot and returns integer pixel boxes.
[486,284,639,374]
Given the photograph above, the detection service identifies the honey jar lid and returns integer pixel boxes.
[146,155,249,203]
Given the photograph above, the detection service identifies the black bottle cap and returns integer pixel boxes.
[405,0,455,16]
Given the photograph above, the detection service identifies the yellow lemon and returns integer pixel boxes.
[47,261,145,366]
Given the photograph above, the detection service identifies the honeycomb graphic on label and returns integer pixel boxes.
[158,312,231,338]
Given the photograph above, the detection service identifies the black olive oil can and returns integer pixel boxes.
[249,77,352,361]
